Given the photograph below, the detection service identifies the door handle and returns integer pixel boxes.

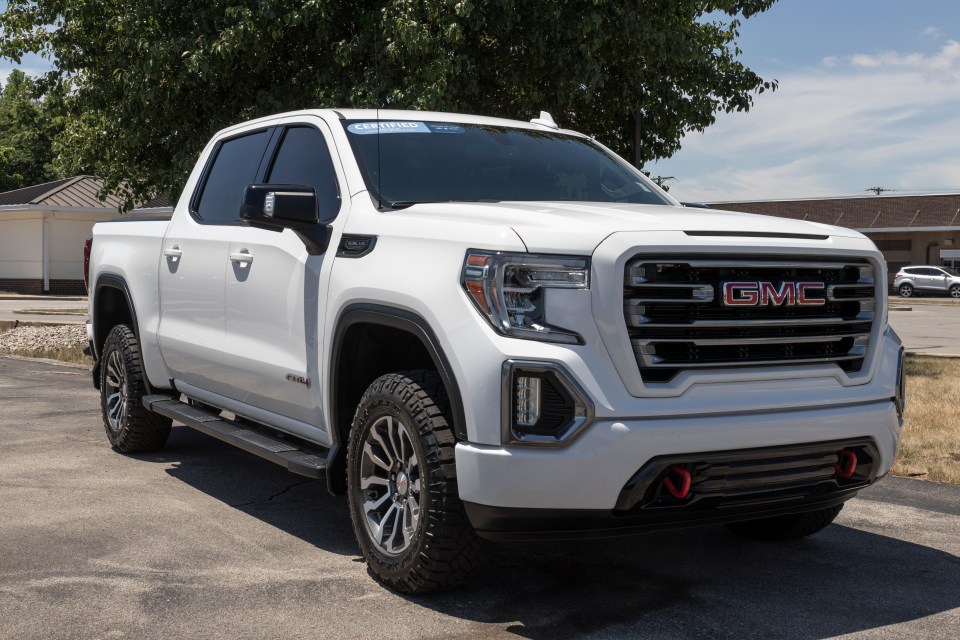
[163,245,182,259]
[229,250,254,264]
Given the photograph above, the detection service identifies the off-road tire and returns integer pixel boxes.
[347,371,481,594]
[898,283,914,297]
[725,504,843,541]
[99,324,171,453]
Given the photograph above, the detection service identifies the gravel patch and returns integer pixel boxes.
[0,324,87,351]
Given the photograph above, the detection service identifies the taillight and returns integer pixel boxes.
[83,236,93,293]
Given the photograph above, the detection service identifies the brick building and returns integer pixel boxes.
[709,193,960,285]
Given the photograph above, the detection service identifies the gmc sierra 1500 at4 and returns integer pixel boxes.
[86,109,905,593]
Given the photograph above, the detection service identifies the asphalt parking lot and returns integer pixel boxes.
[1,355,959,640]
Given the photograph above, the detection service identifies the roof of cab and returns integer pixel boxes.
[214,108,580,138]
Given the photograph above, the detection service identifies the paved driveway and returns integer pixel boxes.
[1,356,958,640]
[888,302,960,356]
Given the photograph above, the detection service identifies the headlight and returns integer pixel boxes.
[461,250,590,344]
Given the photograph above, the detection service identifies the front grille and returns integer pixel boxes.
[623,255,876,382]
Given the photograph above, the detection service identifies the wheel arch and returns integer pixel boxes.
[92,273,152,393]
[326,304,467,494]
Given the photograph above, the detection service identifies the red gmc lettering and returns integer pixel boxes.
[722,281,826,307]
[723,281,760,306]
[797,282,826,306]
[760,282,795,306]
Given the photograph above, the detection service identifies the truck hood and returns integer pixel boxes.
[395,202,865,253]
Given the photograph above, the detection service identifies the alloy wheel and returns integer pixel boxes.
[358,414,422,556]
[103,349,127,433]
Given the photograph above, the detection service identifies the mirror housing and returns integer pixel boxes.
[241,184,332,255]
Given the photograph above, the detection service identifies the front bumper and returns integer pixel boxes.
[456,398,900,539]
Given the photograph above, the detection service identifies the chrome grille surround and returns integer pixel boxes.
[623,256,877,383]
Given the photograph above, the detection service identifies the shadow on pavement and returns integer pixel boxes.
[141,426,960,639]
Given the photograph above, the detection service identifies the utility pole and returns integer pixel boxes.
[865,187,894,195]
[651,175,675,188]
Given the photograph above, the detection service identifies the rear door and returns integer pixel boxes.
[916,268,939,291]
[157,128,273,396]
[222,122,345,436]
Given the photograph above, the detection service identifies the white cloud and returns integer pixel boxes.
[655,40,960,202]
[922,26,943,39]
[1,65,46,86]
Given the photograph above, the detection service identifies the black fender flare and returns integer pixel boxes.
[329,303,467,442]
[92,273,153,394]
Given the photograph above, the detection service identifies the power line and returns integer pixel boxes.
[865,186,895,195]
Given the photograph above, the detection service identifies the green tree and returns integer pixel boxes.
[0,68,66,191]
[1,0,777,208]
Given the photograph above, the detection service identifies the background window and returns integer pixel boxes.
[195,130,272,224]
[266,126,341,222]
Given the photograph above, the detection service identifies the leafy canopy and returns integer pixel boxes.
[1,0,777,208]
[0,69,70,191]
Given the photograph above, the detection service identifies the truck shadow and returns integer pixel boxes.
[149,427,960,639]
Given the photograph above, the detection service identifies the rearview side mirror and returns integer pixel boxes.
[241,184,332,255]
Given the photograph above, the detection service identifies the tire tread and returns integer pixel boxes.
[347,371,482,594]
[100,324,171,453]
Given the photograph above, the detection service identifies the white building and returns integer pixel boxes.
[0,176,170,295]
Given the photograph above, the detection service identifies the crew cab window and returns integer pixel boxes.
[194,129,272,225]
[266,126,341,223]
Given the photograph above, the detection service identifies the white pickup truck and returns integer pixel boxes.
[86,109,905,593]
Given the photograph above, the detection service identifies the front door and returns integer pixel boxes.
[222,123,344,436]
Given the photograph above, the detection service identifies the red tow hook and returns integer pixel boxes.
[663,465,693,499]
[835,449,858,479]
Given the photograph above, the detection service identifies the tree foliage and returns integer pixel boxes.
[1,0,777,208]
[0,69,68,191]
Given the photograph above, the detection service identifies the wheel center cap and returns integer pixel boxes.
[395,471,409,497]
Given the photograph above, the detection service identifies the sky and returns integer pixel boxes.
[651,0,960,202]
[2,1,959,202]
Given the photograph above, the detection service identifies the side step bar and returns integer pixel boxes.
[143,394,331,479]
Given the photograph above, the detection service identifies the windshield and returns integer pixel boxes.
[342,120,671,208]
[944,267,960,277]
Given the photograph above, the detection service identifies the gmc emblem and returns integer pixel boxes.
[721,281,825,307]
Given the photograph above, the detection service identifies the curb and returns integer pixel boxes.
[0,354,92,370]
[0,295,86,301]
[904,351,960,359]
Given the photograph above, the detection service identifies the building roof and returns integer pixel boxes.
[140,193,173,208]
[710,193,960,230]
[0,176,129,209]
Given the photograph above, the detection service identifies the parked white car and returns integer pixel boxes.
[86,109,905,593]
[893,265,960,298]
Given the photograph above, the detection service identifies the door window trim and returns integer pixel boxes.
[260,123,344,223]
[189,126,276,226]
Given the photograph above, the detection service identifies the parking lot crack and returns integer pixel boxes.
[231,479,313,508]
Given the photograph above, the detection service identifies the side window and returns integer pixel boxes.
[194,129,272,224]
[266,126,341,223]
